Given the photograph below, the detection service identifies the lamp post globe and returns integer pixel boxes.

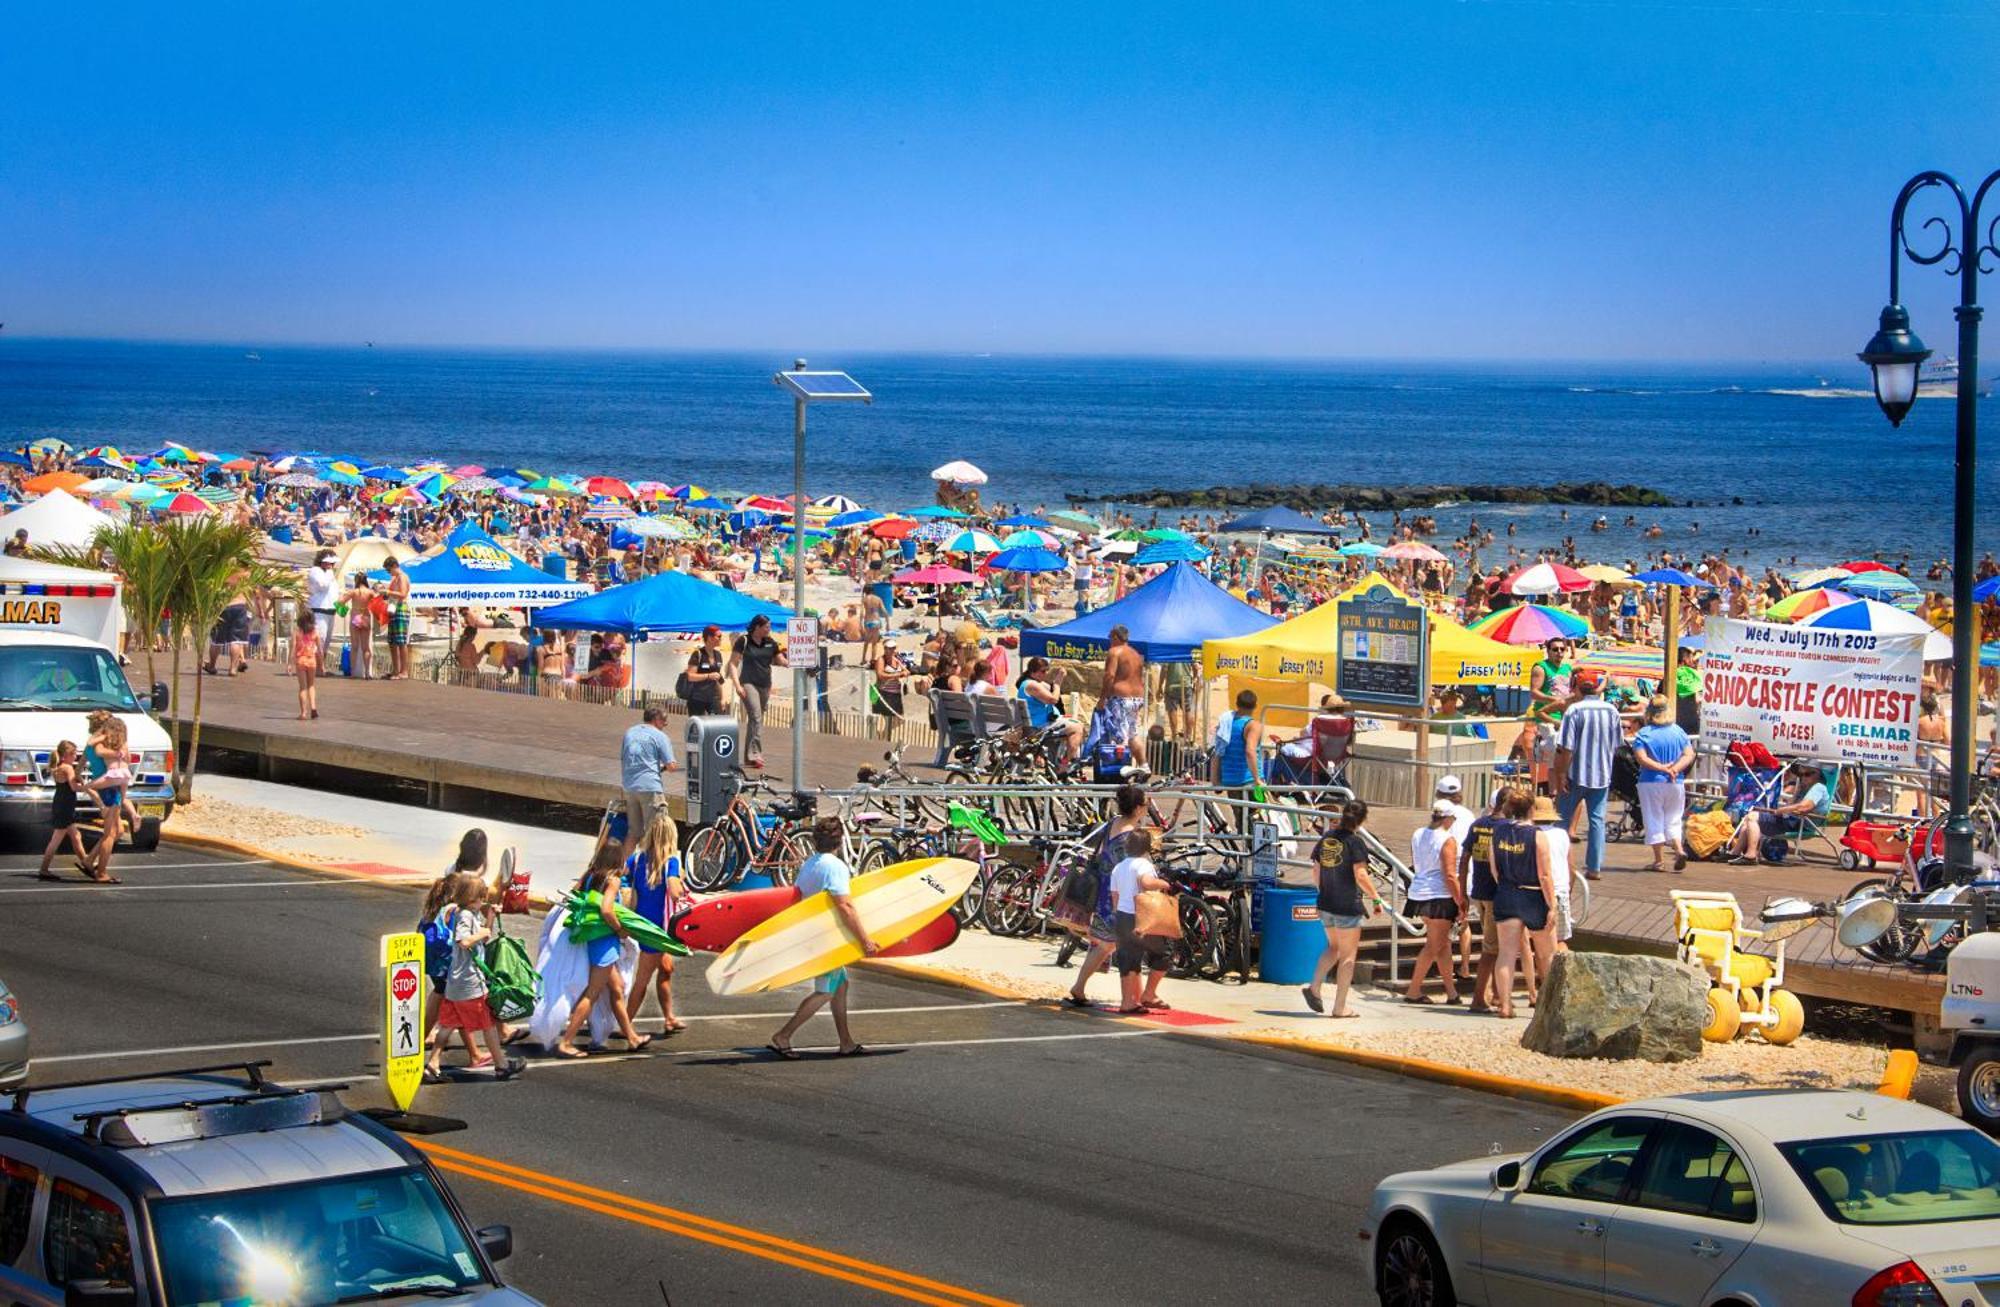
[1857,303,1932,427]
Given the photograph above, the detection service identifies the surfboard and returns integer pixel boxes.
[669,886,959,958]
[705,857,977,997]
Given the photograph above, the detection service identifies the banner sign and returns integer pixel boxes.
[1335,584,1428,708]
[1700,618,1924,768]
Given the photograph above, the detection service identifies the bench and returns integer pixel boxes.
[927,690,1029,767]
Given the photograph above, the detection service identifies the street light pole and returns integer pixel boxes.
[1860,169,2000,881]
[792,385,809,786]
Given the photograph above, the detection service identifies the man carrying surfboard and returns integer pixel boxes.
[768,816,880,1059]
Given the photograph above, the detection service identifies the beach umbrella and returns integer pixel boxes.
[1047,510,1101,533]
[869,518,918,540]
[359,464,404,481]
[812,494,863,514]
[770,522,832,540]
[1766,587,1860,622]
[75,477,127,496]
[582,500,636,522]
[994,513,1050,529]
[1469,603,1591,645]
[1838,570,1922,609]
[194,486,238,506]
[999,528,1057,550]
[894,565,978,585]
[1134,538,1211,565]
[620,515,688,540]
[1804,598,1951,660]
[1974,576,2000,604]
[908,505,969,520]
[160,492,212,515]
[406,471,458,497]
[110,482,167,505]
[1095,539,1138,558]
[1578,563,1636,586]
[1790,566,1853,587]
[944,529,1003,555]
[75,455,128,472]
[1140,527,1193,543]
[913,519,963,544]
[1501,561,1594,595]
[153,442,200,464]
[988,545,1067,573]
[1984,642,2000,669]
[22,470,89,495]
[736,494,792,514]
[270,472,325,489]
[220,458,260,474]
[1380,540,1447,562]
[450,464,486,477]
[930,460,987,485]
[523,475,580,496]
[1838,560,1898,574]
[1289,546,1342,562]
[27,438,72,455]
[584,476,635,500]
[323,467,365,487]
[1336,540,1385,557]
[829,509,884,530]
[669,484,711,502]
[1631,567,1712,588]
[445,475,503,495]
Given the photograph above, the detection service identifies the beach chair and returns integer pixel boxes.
[1670,889,1804,1045]
[928,690,981,767]
[1767,765,1840,865]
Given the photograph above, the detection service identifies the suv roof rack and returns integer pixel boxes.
[9,1060,274,1115]
[71,1081,353,1146]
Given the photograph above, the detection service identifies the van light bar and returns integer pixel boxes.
[0,584,116,598]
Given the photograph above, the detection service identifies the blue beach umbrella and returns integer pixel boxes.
[1335,541,1384,557]
[323,467,365,487]
[1631,568,1711,588]
[994,513,1050,529]
[988,546,1068,573]
[1838,571,1922,609]
[1134,538,1211,565]
[828,509,883,530]
[908,505,969,519]
[1975,575,2000,604]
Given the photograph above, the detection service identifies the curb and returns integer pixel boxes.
[163,829,359,878]
[1877,1048,1919,1100]
[853,958,1622,1112]
[1227,1031,1626,1112]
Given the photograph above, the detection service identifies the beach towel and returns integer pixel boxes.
[528,903,635,1049]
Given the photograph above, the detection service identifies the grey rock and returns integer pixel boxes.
[1520,952,1710,1064]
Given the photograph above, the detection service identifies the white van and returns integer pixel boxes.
[0,559,174,849]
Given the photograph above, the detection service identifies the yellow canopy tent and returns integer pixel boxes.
[1200,573,1531,690]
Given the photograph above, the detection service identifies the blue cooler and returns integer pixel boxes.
[1255,884,1323,985]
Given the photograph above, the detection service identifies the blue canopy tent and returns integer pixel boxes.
[1020,561,1274,663]
[1216,506,1341,536]
[402,522,592,609]
[533,569,791,635]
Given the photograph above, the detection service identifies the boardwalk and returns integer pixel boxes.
[168,666,1942,1016]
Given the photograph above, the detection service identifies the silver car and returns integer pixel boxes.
[0,1062,539,1305]
[0,976,25,1089]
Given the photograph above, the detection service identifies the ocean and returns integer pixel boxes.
[0,338,1991,576]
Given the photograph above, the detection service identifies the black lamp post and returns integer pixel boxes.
[1860,169,2000,882]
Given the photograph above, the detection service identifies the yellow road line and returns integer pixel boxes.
[416,1139,1019,1307]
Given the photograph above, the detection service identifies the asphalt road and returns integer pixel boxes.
[7,845,1578,1304]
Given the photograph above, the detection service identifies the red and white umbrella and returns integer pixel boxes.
[1380,540,1447,562]
[161,492,213,515]
[1501,561,1593,595]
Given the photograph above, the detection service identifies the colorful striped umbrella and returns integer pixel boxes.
[1766,587,1860,622]
[1804,598,1951,659]
[1838,571,1922,609]
[1469,603,1591,645]
[1501,561,1593,595]
[1790,566,1853,587]
[1571,645,1667,680]
[999,529,1057,550]
[944,529,1003,555]
[194,486,238,505]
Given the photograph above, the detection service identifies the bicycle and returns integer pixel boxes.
[682,778,816,892]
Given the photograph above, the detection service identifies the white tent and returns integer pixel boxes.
[0,489,118,551]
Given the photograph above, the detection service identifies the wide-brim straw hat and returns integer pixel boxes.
[1530,795,1559,823]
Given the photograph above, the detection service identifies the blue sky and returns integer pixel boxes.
[1,1,1995,359]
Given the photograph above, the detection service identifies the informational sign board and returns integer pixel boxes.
[1251,821,1280,882]
[381,932,425,1112]
[1335,584,1429,708]
[1700,619,1924,768]
[786,616,821,670]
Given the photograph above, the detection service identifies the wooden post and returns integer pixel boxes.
[1662,586,1681,704]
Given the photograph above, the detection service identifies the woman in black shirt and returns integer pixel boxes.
[1488,789,1553,1020]
[683,624,726,716]
[728,614,785,769]
[1303,800,1385,1019]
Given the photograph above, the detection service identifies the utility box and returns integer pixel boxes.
[685,715,742,826]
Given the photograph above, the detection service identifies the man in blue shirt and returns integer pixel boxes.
[619,705,679,857]
[768,816,879,1059]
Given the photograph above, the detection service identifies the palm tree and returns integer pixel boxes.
[156,517,266,801]
[31,523,174,692]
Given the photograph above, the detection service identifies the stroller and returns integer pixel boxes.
[1607,743,1644,842]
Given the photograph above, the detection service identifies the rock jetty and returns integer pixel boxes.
[1075,481,1673,511]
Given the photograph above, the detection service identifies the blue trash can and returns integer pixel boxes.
[1255,884,1323,985]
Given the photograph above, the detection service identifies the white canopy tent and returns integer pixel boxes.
[0,489,118,551]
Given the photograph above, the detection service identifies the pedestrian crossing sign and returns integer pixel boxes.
[382,931,425,1111]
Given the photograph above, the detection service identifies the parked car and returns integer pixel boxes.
[1364,1088,2000,1306]
[0,1061,539,1304]
[0,976,25,1089]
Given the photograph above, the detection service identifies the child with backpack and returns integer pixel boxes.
[426,875,522,1081]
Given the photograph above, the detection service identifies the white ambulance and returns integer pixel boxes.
[0,557,174,849]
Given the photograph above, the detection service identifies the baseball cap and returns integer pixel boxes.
[1430,799,1457,819]
[1435,774,1463,796]
[1574,669,1604,692]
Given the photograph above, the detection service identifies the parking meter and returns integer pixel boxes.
[685,715,742,827]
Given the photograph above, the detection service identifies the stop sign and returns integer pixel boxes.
[391,964,419,1003]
